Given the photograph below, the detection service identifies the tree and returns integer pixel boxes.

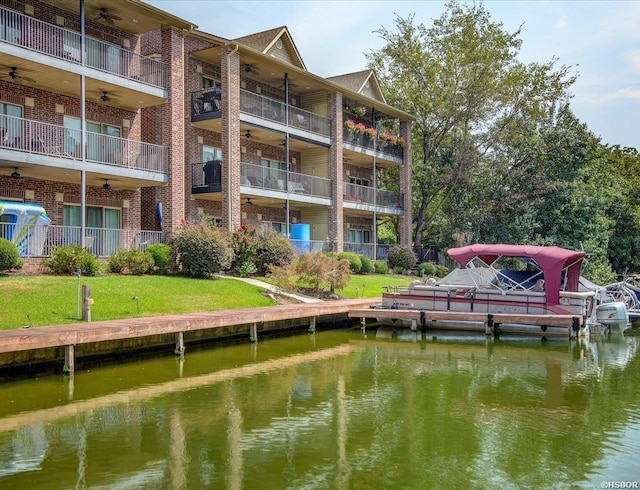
[367,1,577,247]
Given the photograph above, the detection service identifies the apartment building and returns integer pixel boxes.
[0,0,413,266]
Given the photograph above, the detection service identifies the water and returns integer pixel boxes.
[0,328,638,489]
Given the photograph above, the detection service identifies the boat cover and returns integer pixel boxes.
[447,244,586,306]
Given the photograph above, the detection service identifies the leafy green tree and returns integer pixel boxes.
[368,1,576,247]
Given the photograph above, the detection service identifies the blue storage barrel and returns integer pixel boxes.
[290,223,310,253]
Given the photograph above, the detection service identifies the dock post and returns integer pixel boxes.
[250,323,258,343]
[63,344,75,374]
[410,319,417,331]
[360,317,366,335]
[308,316,316,333]
[174,332,185,356]
[82,285,92,322]
[486,314,494,336]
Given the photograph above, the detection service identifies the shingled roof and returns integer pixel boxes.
[327,70,386,104]
[234,26,306,71]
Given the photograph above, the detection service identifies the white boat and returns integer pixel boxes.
[378,244,628,335]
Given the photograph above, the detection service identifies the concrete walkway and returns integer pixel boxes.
[221,276,324,303]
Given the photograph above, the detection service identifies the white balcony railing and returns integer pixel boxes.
[0,115,168,174]
[0,222,166,258]
[241,162,331,199]
[343,182,403,210]
[0,6,168,89]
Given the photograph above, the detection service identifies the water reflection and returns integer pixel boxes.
[0,331,637,488]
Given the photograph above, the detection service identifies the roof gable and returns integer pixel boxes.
[234,26,306,71]
[327,70,386,104]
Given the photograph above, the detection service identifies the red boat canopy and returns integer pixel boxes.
[447,244,586,305]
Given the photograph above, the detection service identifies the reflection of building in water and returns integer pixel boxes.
[0,336,637,487]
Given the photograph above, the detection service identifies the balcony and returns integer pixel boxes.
[240,90,332,139]
[343,128,404,161]
[0,7,168,91]
[191,87,222,122]
[0,115,168,174]
[241,162,331,199]
[343,182,403,212]
[191,160,332,200]
[0,222,166,258]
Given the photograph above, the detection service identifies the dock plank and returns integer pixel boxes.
[0,298,377,354]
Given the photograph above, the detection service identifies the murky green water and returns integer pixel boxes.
[0,327,638,489]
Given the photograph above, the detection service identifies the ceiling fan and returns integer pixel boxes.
[93,7,122,25]
[245,130,252,139]
[102,179,112,190]
[0,67,35,83]
[10,167,22,179]
[100,91,110,102]
[245,197,254,205]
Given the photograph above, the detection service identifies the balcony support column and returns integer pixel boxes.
[221,46,242,232]
[399,120,413,248]
[328,93,344,252]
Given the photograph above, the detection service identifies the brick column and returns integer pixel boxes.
[399,120,413,247]
[221,46,241,232]
[328,92,343,252]
[159,27,185,236]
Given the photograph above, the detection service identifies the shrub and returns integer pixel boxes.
[170,222,232,278]
[358,254,373,274]
[43,245,105,276]
[374,260,388,274]
[145,243,172,273]
[293,252,351,293]
[418,262,437,276]
[338,252,362,273]
[255,228,296,275]
[435,265,449,278]
[108,249,154,275]
[393,265,404,275]
[236,260,257,278]
[0,238,23,272]
[108,249,128,273]
[231,222,259,273]
[387,246,416,271]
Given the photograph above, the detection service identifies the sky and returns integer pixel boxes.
[146,0,640,151]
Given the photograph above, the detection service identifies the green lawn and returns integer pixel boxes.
[0,273,414,330]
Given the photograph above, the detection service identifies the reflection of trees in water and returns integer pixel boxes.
[0,335,638,488]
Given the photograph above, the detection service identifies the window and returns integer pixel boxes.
[64,117,121,162]
[0,10,23,45]
[263,221,286,235]
[64,204,121,256]
[203,77,219,89]
[203,145,222,162]
[349,177,370,187]
[261,158,286,187]
[348,229,370,244]
[0,102,23,146]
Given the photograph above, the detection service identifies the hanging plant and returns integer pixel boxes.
[350,105,366,118]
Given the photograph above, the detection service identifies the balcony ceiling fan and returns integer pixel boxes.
[0,66,35,84]
[93,7,122,25]
[245,197,254,205]
[10,167,22,179]
[102,179,112,190]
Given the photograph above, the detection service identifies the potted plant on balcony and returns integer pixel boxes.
[364,126,377,146]
[345,119,366,145]
[350,105,366,119]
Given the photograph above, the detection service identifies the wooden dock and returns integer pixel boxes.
[348,308,583,336]
[0,298,377,374]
